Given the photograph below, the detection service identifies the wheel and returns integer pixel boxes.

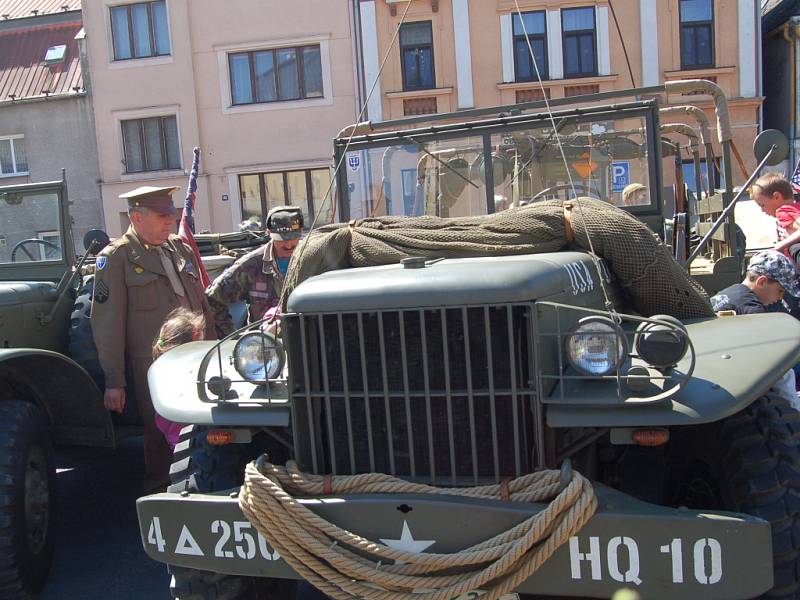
[167,426,295,600]
[0,400,56,600]
[669,393,800,599]
[68,276,139,425]
[68,275,104,391]
[10,239,60,262]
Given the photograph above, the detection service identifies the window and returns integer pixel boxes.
[562,7,596,78]
[239,168,333,228]
[0,136,28,176]
[680,0,714,69]
[401,169,421,216]
[400,21,435,91]
[37,230,62,261]
[121,116,180,173]
[229,45,322,106]
[110,1,170,61]
[513,11,548,81]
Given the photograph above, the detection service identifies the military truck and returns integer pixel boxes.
[137,81,800,600]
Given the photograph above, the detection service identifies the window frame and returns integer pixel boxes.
[36,230,61,261]
[0,135,28,177]
[561,7,598,78]
[399,21,436,91]
[228,44,323,106]
[679,0,715,69]
[512,10,549,82]
[120,115,181,174]
[238,167,332,227]
[110,0,170,62]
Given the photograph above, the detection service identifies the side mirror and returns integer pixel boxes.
[753,129,789,166]
[83,229,110,255]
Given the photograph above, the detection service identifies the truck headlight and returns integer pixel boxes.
[566,316,627,376]
[233,332,285,382]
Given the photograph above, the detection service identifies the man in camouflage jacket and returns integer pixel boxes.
[206,206,303,336]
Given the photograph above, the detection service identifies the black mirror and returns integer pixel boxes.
[753,129,789,166]
[83,229,110,254]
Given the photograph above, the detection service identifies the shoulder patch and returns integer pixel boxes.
[96,256,107,270]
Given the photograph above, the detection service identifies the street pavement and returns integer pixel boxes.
[41,435,170,599]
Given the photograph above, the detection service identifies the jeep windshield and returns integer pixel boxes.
[335,100,661,222]
[0,180,71,281]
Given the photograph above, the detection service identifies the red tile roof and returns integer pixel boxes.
[0,0,80,21]
[0,21,84,102]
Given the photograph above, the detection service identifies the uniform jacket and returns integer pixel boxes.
[91,226,216,388]
[206,241,283,337]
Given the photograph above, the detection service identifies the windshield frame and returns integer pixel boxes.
[333,100,663,222]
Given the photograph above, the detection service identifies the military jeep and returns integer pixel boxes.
[138,81,800,600]
[0,177,114,599]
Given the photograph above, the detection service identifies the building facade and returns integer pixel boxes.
[81,0,360,237]
[0,0,104,258]
[356,0,762,194]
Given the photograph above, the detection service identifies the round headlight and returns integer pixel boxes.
[635,315,688,368]
[233,333,285,382]
[566,316,627,376]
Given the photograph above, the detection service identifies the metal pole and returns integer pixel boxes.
[687,145,777,265]
[704,142,715,197]
[721,141,737,261]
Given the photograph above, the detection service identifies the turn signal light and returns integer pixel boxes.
[207,430,234,446]
[632,428,669,447]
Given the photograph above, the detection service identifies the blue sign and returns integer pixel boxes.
[611,161,630,193]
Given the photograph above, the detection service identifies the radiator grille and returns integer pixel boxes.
[286,304,536,485]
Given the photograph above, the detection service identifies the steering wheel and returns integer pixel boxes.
[529,183,601,203]
[11,238,61,262]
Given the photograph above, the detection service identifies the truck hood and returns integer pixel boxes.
[287,251,609,312]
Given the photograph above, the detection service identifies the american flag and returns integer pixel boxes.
[178,147,211,288]
[791,155,800,195]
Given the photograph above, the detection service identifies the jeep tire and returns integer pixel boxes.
[167,425,295,600]
[0,400,55,600]
[670,393,800,600]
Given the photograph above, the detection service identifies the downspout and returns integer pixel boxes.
[783,22,795,168]
[350,0,367,119]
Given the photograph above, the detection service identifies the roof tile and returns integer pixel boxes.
[0,0,80,21]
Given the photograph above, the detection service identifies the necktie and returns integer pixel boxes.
[158,247,185,297]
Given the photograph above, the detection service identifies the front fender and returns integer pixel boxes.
[0,349,115,447]
[148,341,290,427]
[547,312,800,427]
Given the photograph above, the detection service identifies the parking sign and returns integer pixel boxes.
[611,161,629,193]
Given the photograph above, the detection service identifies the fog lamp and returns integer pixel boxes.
[635,315,688,368]
[233,332,285,382]
[566,316,627,376]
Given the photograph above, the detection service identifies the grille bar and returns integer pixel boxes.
[289,304,537,485]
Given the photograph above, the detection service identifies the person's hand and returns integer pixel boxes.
[104,387,126,414]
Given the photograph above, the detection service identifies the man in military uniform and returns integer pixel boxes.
[91,186,216,491]
[206,206,303,337]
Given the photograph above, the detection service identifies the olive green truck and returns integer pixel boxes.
[137,81,800,600]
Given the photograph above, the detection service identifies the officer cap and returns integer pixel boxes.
[266,206,304,241]
[748,250,800,297]
[120,185,180,215]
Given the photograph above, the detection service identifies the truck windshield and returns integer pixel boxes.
[339,104,657,221]
[0,191,64,264]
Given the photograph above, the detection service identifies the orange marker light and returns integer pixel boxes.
[632,428,669,447]
[207,430,234,446]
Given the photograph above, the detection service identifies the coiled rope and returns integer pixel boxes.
[239,459,597,600]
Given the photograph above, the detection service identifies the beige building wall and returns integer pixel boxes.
[360,0,761,187]
[83,0,358,237]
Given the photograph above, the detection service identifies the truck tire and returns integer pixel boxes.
[168,425,295,600]
[68,275,104,390]
[69,276,140,425]
[670,393,800,599]
[0,400,55,600]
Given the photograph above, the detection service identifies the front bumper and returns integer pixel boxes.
[138,484,771,599]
